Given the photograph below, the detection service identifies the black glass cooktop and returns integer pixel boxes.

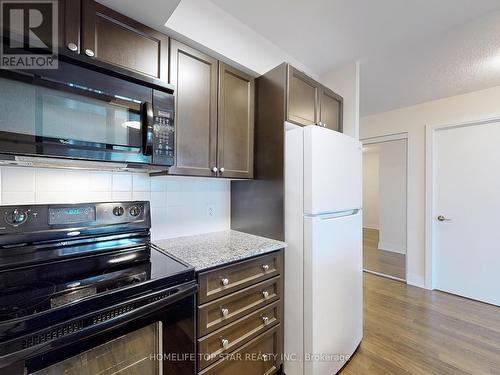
[0,245,191,324]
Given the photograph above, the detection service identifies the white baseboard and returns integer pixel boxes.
[407,273,426,289]
[378,240,406,254]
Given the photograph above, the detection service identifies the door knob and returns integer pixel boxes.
[437,215,451,222]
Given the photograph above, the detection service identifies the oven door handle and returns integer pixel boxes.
[0,282,197,369]
[141,101,154,156]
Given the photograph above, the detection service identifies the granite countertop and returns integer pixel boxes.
[153,230,287,272]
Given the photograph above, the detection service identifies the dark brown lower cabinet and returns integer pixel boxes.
[197,250,284,374]
[199,325,282,375]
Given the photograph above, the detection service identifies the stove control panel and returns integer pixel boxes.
[0,201,150,237]
[49,206,96,225]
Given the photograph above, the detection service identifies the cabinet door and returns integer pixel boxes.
[169,40,218,177]
[319,86,343,132]
[58,0,81,54]
[287,66,319,126]
[81,0,168,81]
[218,63,255,179]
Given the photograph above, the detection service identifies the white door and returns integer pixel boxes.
[303,126,362,215]
[303,210,363,375]
[434,120,500,306]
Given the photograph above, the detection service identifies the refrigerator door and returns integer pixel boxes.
[304,210,363,375]
[303,126,362,215]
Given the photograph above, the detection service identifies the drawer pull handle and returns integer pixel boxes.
[262,290,269,299]
[221,278,229,286]
[221,338,229,348]
[262,316,269,325]
[221,308,229,317]
[262,264,269,272]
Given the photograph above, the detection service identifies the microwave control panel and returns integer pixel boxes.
[153,91,175,166]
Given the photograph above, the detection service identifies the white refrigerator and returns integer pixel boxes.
[284,123,363,375]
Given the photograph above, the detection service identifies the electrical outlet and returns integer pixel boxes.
[206,204,215,217]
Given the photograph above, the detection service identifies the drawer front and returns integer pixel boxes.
[199,324,282,375]
[198,251,283,304]
[198,301,282,369]
[198,276,282,336]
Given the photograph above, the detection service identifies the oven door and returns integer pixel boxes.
[0,282,197,375]
[0,60,169,166]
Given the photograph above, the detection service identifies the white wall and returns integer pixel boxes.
[378,140,407,254]
[361,84,500,287]
[362,148,379,229]
[322,62,360,139]
[0,167,230,240]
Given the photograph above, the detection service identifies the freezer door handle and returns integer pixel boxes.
[306,209,360,220]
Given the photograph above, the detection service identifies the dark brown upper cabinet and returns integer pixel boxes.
[58,0,81,53]
[286,66,319,126]
[319,86,343,132]
[80,0,169,82]
[168,40,218,177]
[217,63,255,179]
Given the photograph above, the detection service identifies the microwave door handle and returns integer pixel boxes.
[0,282,197,369]
[141,101,154,156]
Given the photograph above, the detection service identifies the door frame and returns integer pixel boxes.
[361,132,409,282]
[425,116,500,289]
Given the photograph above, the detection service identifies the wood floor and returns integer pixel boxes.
[340,273,500,375]
[363,228,406,279]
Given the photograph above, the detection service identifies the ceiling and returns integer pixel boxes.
[97,0,500,116]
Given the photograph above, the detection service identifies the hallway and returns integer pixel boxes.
[341,273,500,374]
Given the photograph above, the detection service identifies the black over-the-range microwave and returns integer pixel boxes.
[0,55,175,171]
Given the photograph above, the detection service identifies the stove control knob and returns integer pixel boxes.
[129,206,141,217]
[6,209,28,226]
[113,206,125,216]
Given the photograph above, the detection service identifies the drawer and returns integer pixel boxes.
[198,276,282,337]
[198,324,282,375]
[198,300,282,370]
[198,251,283,304]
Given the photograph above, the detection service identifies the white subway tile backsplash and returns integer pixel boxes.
[89,172,113,192]
[132,174,150,192]
[112,173,132,191]
[2,191,36,205]
[111,191,133,201]
[1,168,35,192]
[0,167,230,239]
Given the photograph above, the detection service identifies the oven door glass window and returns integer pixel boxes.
[0,77,142,148]
[32,322,162,375]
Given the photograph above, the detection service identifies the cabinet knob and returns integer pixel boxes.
[67,42,78,52]
[221,338,229,348]
[220,167,225,173]
[84,49,95,57]
[262,264,269,272]
[221,278,229,286]
[262,316,269,325]
[221,308,229,317]
[212,167,218,173]
[262,290,269,299]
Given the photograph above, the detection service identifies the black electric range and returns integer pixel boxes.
[0,201,196,375]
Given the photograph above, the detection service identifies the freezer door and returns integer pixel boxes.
[304,210,363,375]
[303,126,362,215]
